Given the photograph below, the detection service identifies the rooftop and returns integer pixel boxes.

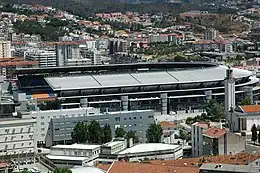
[103,141,124,147]
[203,128,226,138]
[240,105,260,113]
[46,155,89,161]
[193,122,210,129]
[70,166,105,173]
[160,121,177,128]
[52,143,100,150]
[44,66,252,91]
[200,163,259,173]
[103,161,199,173]
[118,143,180,155]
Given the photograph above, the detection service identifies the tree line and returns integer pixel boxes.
[71,120,163,144]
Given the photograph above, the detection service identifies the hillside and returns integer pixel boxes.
[0,0,195,17]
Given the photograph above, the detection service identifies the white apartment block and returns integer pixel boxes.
[46,144,101,166]
[26,50,57,67]
[0,41,11,58]
[0,117,36,163]
[30,107,100,146]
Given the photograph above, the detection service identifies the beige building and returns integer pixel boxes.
[0,117,37,164]
[0,41,11,58]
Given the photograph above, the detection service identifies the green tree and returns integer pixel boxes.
[88,120,102,144]
[115,127,125,138]
[71,121,88,143]
[206,100,224,121]
[241,97,252,106]
[126,130,139,143]
[53,168,72,173]
[251,124,257,144]
[20,168,29,173]
[179,129,188,141]
[146,123,163,143]
[102,124,112,143]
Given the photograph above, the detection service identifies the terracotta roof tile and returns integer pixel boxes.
[100,153,260,173]
[240,105,260,113]
[97,163,111,171]
[107,162,199,173]
[203,128,226,138]
[160,121,177,128]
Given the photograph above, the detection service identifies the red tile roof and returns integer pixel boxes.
[240,105,260,113]
[160,121,177,128]
[203,128,226,138]
[98,153,260,173]
[106,161,199,173]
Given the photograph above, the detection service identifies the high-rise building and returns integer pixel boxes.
[204,28,218,40]
[109,39,129,55]
[0,41,11,58]
[55,42,81,66]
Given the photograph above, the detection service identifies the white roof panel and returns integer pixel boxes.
[45,76,100,90]
[118,143,180,154]
[131,71,179,84]
[71,167,105,173]
[92,74,139,86]
[52,143,100,150]
[46,155,88,161]
[45,66,253,91]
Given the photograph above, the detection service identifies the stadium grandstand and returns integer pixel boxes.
[15,62,260,114]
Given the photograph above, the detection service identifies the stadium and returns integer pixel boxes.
[16,62,260,114]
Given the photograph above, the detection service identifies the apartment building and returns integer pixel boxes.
[47,110,155,147]
[30,107,100,147]
[55,42,81,66]
[0,41,11,58]
[0,117,36,164]
[26,50,57,67]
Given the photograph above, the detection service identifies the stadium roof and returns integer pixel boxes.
[14,62,216,75]
[44,66,252,91]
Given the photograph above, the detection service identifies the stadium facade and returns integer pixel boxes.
[16,62,260,114]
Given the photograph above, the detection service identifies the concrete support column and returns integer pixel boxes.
[80,98,88,108]
[121,96,129,111]
[205,90,212,102]
[242,86,253,104]
[161,93,168,115]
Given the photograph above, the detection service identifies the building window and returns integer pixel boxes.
[140,116,142,119]
[29,142,32,145]
[21,136,24,139]
[148,116,154,118]
[124,118,127,120]
[134,124,136,126]
[41,128,45,131]
[129,117,132,120]
[41,116,44,119]
[41,122,44,125]
[115,117,120,122]
[134,117,136,119]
